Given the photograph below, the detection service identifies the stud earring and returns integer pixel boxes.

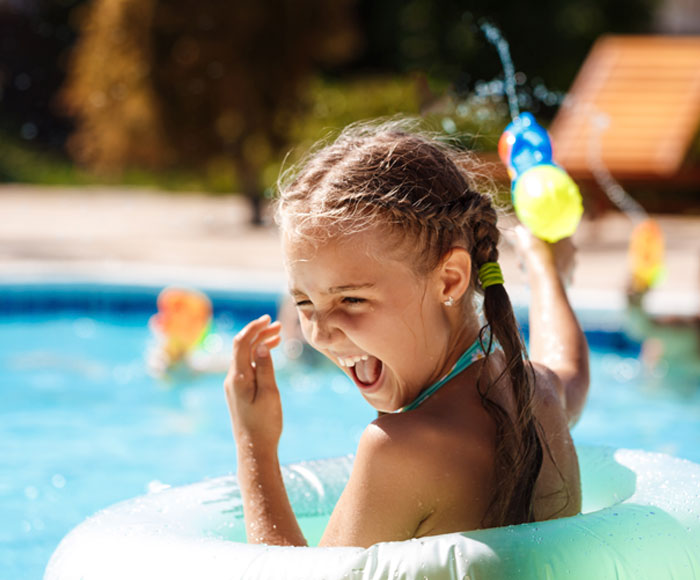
[443,296,455,307]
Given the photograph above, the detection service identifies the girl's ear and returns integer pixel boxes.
[436,247,472,303]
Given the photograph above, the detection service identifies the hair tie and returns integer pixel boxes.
[478,262,504,289]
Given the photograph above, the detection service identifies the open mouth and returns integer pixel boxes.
[348,356,384,389]
[335,353,384,389]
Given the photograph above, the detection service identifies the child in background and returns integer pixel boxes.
[147,287,229,378]
[224,121,590,547]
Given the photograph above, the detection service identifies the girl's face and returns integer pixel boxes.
[283,228,456,413]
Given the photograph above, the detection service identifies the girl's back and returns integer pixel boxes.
[366,349,581,539]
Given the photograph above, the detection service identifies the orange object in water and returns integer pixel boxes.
[152,288,212,361]
[628,219,665,292]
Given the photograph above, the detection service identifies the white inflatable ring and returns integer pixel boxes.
[45,446,700,579]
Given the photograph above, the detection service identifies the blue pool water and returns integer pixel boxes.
[1,283,699,579]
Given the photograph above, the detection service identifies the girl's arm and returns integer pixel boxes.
[514,226,590,426]
[224,315,307,546]
[319,422,427,548]
[225,316,435,548]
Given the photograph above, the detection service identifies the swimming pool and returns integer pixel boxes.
[2,283,699,579]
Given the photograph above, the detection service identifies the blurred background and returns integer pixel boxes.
[1,0,698,224]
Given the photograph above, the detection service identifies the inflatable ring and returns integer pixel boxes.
[45,446,700,579]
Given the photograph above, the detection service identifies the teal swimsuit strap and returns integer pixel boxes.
[399,336,488,413]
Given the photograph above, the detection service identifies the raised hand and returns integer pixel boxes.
[224,314,283,452]
[510,225,577,287]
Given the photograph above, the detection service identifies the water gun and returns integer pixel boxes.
[628,218,665,293]
[498,112,583,242]
[150,287,212,363]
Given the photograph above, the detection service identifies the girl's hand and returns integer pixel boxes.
[224,315,307,547]
[511,225,576,287]
[224,315,283,452]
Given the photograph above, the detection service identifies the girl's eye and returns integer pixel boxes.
[294,299,312,307]
[342,297,365,305]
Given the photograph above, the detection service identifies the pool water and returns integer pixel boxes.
[1,285,699,579]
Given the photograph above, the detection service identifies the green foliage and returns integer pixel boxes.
[288,75,421,154]
[0,73,510,190]
[0,128,234,192]
[261,74,510,192]
[0,131,88,185]
[289,74,511,156]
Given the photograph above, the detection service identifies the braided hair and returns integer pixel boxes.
[276,120,543,527]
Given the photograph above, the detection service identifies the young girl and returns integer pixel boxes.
[224,121,590,548]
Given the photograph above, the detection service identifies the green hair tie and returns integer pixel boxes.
[478,262,504,289]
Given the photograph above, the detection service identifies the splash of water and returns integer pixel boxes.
[584,107,648,222]
[481,22,519,120]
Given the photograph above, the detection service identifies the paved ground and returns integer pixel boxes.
[1,184,699,314]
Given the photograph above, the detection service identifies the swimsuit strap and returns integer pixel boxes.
[399,336,490,413]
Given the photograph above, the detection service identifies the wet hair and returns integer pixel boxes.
[275,119,543,527]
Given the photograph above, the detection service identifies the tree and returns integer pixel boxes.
[61,0,359,223]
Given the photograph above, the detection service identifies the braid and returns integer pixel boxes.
[466,197,544,526]
[470,198,500,265]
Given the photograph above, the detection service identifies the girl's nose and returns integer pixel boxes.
[308,311,339,348]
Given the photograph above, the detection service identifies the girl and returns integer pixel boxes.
[224,121,589,548]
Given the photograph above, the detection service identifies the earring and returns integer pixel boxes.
[443,296,455,307]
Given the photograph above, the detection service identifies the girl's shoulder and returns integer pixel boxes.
[321,411,493,546]
[347,408,497,535]
[368,407,495,480]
